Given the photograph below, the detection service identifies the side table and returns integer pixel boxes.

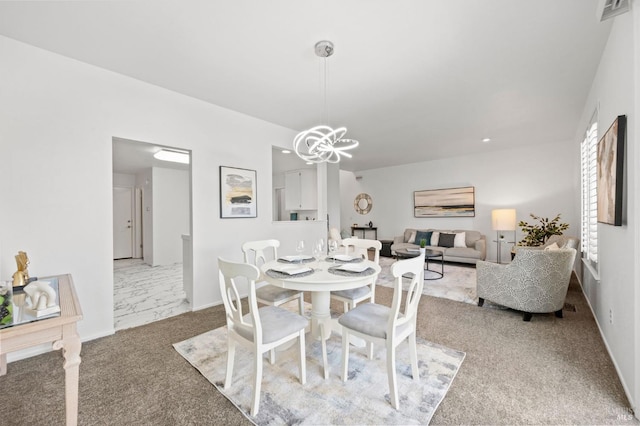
[379,239,393,257]
[0,274,83,426]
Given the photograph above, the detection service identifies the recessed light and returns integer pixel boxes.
[482,138,491,143]
[153,149,190,164]
[282,149,291,154]
[305,161,314,165]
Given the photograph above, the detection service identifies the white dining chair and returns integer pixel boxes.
[330,238,382,312]
[242,239,305,316]
[339,252,425,410]
[218,257,308,417]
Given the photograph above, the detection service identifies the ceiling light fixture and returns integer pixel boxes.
[281,149,291,154]
[482,138,491,143]
[293,40,359,164]
[153,149,190,164]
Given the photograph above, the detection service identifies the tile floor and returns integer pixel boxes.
[113,258,190,330]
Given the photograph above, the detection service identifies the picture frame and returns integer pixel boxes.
[219,166,257,218]
[413,186,475,218]
[597,115,626,226]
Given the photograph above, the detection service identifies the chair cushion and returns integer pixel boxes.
[338,303,411,339]
[256,284,301,303]
[237,306,308,344]
[331,286,371,301]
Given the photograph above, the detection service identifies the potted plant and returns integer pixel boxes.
[518,213,569,247]
[419,238,427,254]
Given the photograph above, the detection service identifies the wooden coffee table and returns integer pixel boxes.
[395,248,444,280]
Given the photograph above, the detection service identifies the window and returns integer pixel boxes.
[580,113,598,269]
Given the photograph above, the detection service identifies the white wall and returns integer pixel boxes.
[0,36,325,353]
[341,140,580,262]
[152,167,190,266]
[575,10,637,414]
[137,168,154,265]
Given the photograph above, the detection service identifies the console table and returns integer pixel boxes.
[0,274,83,426]
[351,226,378,240]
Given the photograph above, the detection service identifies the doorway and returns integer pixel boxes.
[112,137,192,330]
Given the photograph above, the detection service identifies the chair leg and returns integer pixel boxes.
[478,297,484,307]
[320,322,329,380]
[367,342,374,359]
[555,309,563,318]
[298,330,306,385]
[341,329,350,382]
[343,301,349,313]
[250,350,263,416]
[409,332,419,381]
[298,293,305,316]
[224,339,236,390]
[269,349,276,365]
[387,340,399,410]
[523,312,532,321]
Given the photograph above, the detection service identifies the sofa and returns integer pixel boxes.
[390,229,486,264]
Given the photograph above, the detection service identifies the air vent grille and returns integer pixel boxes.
[598,0,630,21]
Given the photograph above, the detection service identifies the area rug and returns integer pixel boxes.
[376,257,478,305]
[174,326,465,425]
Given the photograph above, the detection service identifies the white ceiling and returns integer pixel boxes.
[0,0,612,172]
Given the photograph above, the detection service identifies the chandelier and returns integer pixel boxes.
[293,41,359,164]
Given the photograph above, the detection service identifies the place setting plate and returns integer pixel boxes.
[324,254,363,263]
[277,255,316,264]
[266,264,315,279]
[328,263,375,277]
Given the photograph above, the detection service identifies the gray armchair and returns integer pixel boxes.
[476,247,577,321]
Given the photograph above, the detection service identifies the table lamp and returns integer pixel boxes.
[491,209,516,263]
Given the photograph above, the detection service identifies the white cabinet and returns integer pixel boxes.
[285,169,317,210]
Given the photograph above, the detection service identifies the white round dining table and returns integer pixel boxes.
[261,257,381,378]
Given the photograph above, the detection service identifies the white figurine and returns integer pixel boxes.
[24,280,60,317]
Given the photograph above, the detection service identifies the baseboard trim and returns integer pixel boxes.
[577,279,636,415]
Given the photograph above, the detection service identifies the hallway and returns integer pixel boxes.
[114,259,189,330]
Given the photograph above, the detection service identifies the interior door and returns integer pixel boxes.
[113,186,134,259]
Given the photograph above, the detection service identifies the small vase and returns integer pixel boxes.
[368,221,373,228]
[419,247,426,255]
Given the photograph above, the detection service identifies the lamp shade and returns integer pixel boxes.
[492,209,516,231]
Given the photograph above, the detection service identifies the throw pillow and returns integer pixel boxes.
[431,231,440,246]
[454,232,467,248]
[415,231,432,247]
[408,231,417,243]
[438,233,456,248]
[544,242,560,251]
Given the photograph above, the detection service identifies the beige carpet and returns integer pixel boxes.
[0,274,636,425]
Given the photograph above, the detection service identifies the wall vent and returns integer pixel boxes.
[597,0,631,22]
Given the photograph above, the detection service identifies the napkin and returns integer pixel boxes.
[279,255,314,262]
[332,254,358,262]
[269,265,312,275]
[337,263,369,273]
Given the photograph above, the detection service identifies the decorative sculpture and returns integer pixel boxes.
[12,251,30,287]
[23,280,60,318]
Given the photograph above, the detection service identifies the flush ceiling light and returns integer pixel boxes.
[482,138,491,143]
[281,149,291,154]
[293,40,359,164]
[153,149,190,164]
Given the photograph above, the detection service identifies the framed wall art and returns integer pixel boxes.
[220,166,257,218]
[597,115,626,226]
[414,186,475,218]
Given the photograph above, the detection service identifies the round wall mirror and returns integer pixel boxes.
[354,193,372,214]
